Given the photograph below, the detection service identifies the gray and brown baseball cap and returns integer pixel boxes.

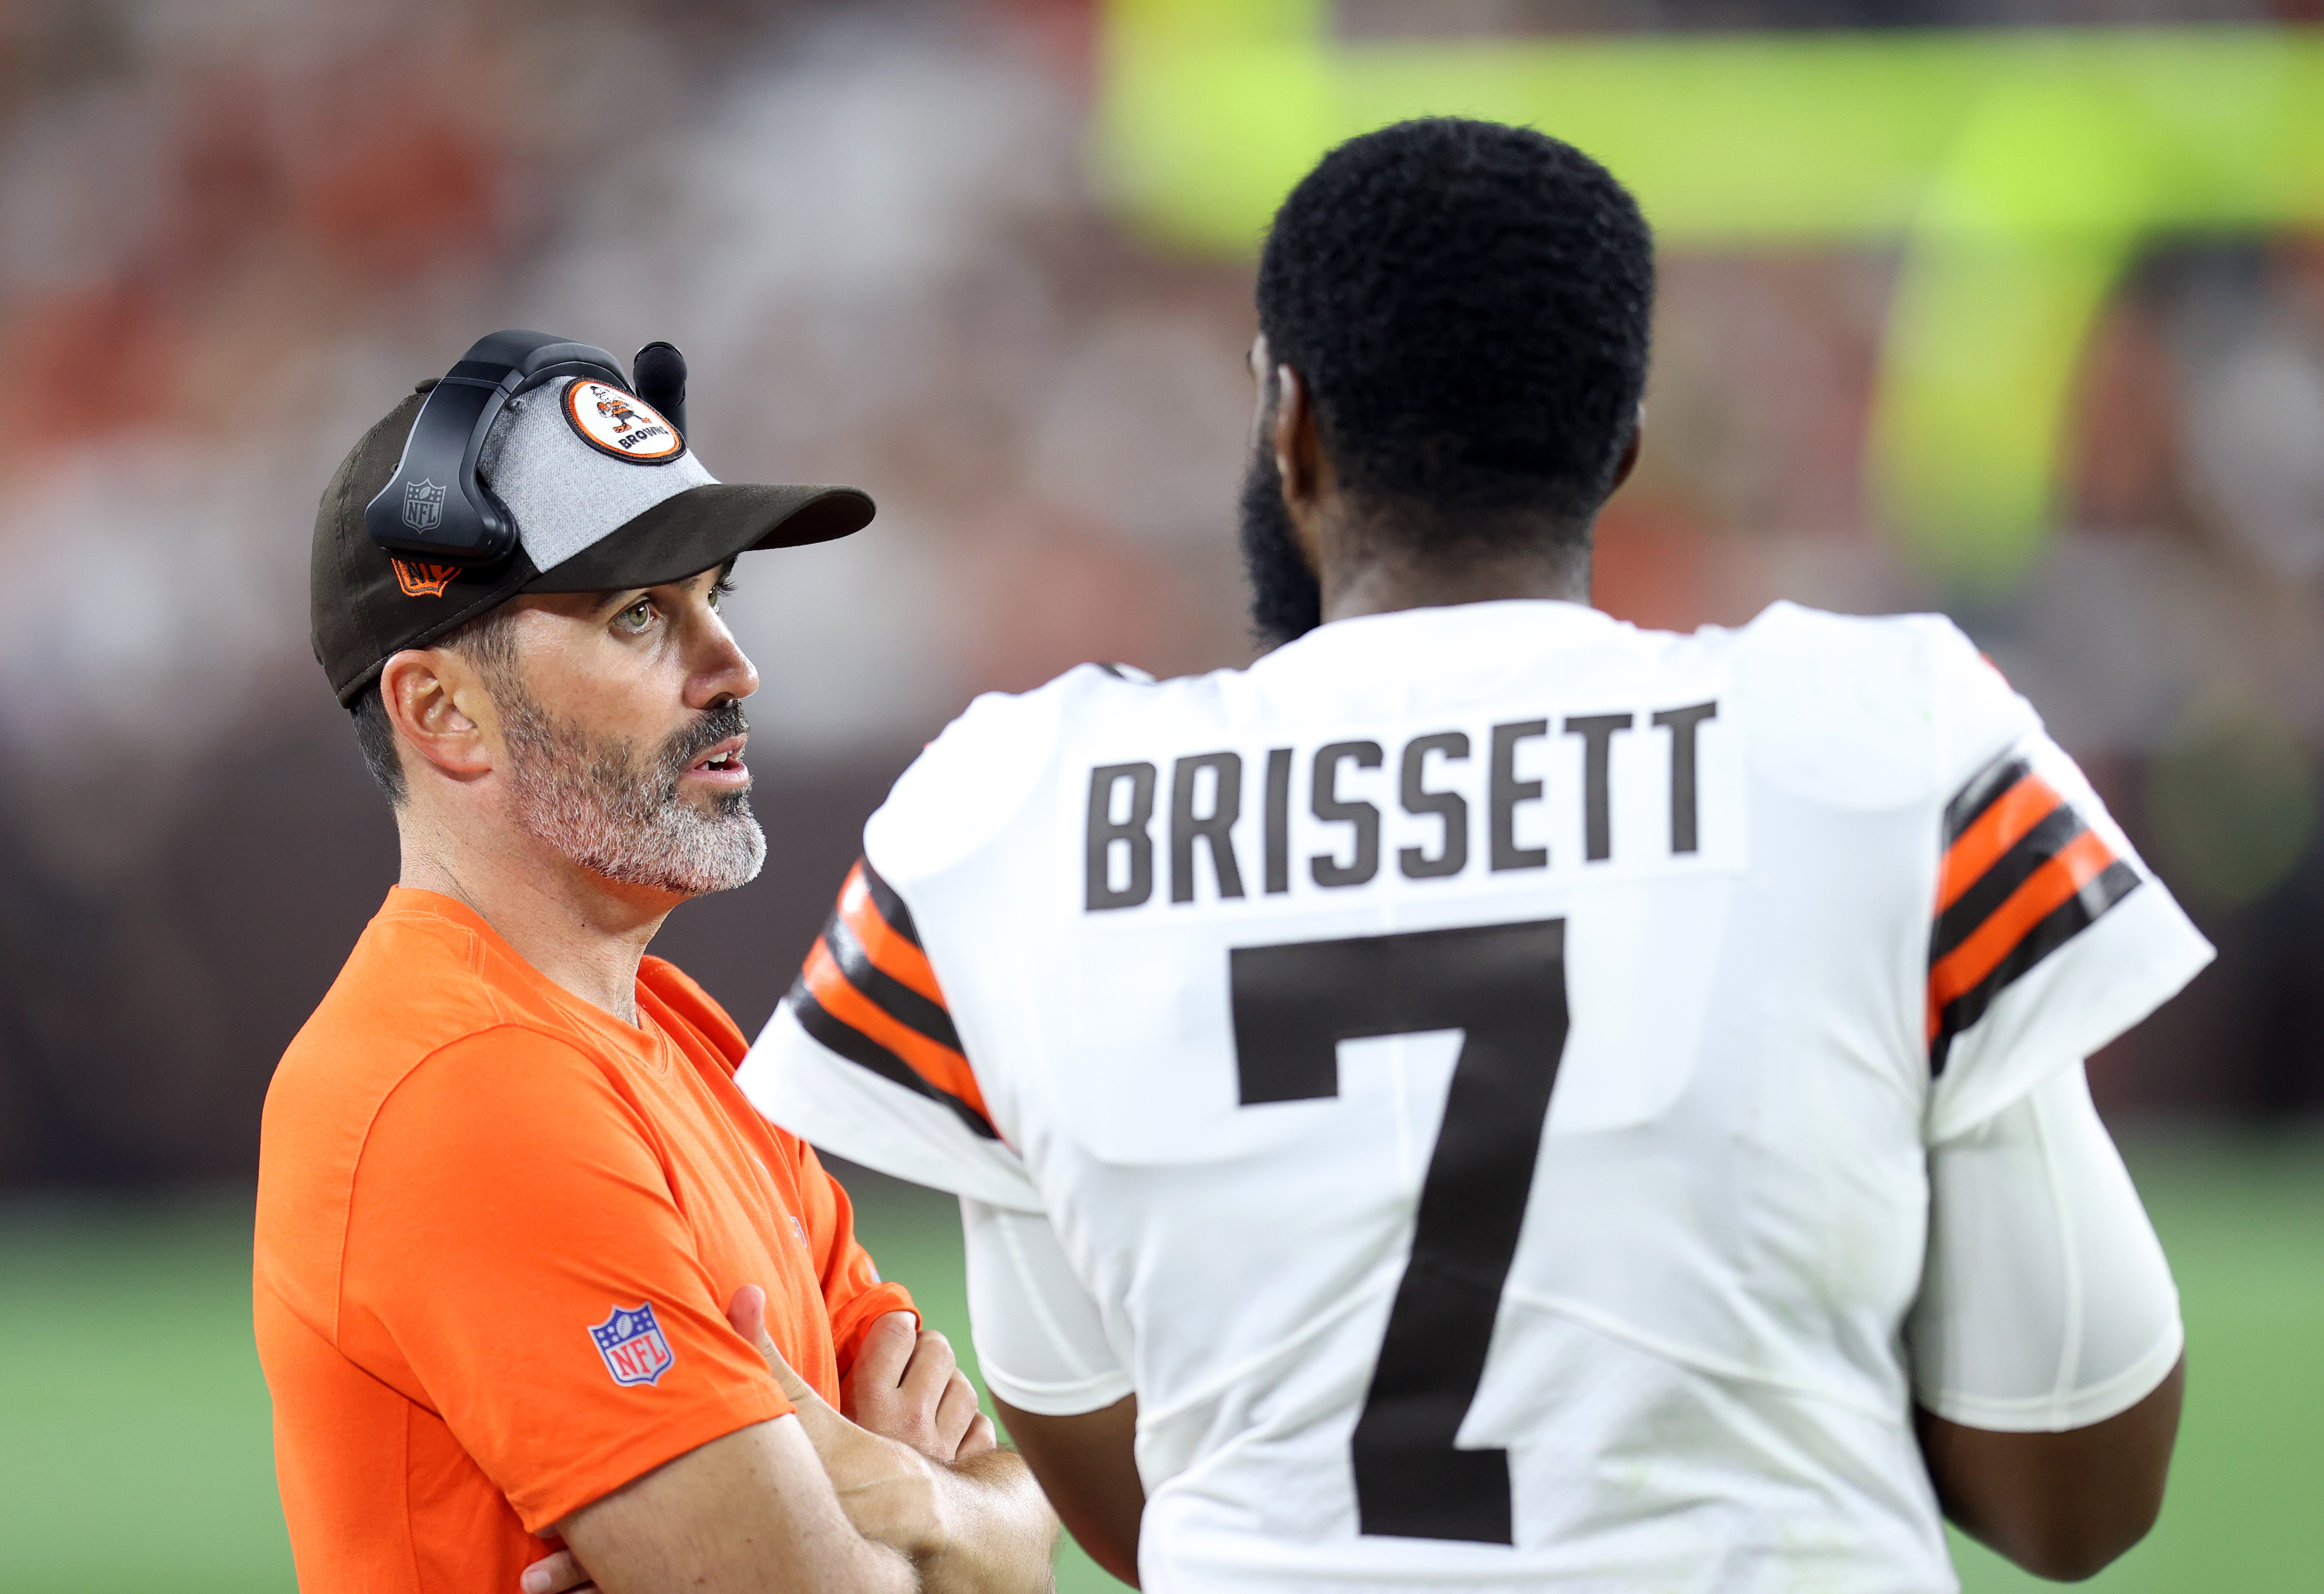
[312,360,874,705]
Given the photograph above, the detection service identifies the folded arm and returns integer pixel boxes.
[555,1414,917,1594]
[533,1290,1055,1594]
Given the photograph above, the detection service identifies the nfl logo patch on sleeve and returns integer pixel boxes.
[589,1302,676,1387]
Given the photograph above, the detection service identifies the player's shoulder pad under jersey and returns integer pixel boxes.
[870,662,1155,886]
[1733,601,2037,811]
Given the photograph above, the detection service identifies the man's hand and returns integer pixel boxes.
[519,1544,593,1594]
[735,1286,1057,1594]
[726,1285,948,1559]
[846,1310,999,1465]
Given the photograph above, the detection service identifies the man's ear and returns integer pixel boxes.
[379,647,496,784]
[1247,332,1275,449]
[1272,364,1329,506]
[1609,403,1646,495]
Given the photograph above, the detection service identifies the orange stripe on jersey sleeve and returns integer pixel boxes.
[1927,827,2120,1042]
[1935,772,2066,912]
[837,862,946,1006]
[801,938,991,1126]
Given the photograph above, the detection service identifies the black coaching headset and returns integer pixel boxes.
[363,329,691,566]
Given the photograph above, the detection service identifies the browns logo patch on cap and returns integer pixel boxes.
[564,380,683,464]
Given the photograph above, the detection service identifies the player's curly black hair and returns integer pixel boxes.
[1256,117,1655,544]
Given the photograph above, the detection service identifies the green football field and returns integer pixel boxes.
[1,1133,2316,1594]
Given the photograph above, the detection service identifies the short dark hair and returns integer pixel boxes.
[1256,118,1655,544]
[348,603,521,808]
[352,684,406,805]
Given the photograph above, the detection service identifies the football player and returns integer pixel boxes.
[741,118,2207,1592]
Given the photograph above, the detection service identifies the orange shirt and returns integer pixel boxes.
[255,888,912,1593]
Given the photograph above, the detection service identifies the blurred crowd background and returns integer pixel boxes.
[0,0,1255,1185]
[5,0,2323,1189]
[2,2,2320,1590]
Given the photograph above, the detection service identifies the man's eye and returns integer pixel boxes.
[619,601,655,632]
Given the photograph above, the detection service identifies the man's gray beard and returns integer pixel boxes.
[496,688,766,897]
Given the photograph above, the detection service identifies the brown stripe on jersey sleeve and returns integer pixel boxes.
[858,861,925,949]
[1942,750,2034,845]
[788,860,998,1139]
[838,860,947,1004]
[1927,751,2141,1075]
[825,899,965,1054]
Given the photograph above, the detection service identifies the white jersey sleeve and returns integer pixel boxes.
[960,1197,1133,1417]
[1909,1060,2183,1430]
[1917,624,2213,1141]
[739,682,1077,1213]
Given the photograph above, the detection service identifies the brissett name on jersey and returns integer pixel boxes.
[1081,697,1721,911]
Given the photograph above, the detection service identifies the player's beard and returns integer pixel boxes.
[495,688,767,897]
[1238,443,1323,649]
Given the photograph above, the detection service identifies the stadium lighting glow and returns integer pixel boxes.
[1096,0,2324,588]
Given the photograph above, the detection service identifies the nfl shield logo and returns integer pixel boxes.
[589,1302,676,1387]
[402,478,448,534]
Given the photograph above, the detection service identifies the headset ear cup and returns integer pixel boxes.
[471,476,518,558]
[632,342,688,443]
[366,331,630,568]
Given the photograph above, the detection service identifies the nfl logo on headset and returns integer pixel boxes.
[589,1303,675,1387]
[402,478,448,534]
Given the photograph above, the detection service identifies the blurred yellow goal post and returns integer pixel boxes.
[1096,0,2324,588]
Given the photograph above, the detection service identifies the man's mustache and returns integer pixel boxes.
[656,702,750,781]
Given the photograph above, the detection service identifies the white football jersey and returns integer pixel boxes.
[741,599,2212,1594]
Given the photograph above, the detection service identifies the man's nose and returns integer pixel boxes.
[692,622,759,709]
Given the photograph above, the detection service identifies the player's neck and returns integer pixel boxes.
[393,804,677,1025]
[1320,539,1592,624]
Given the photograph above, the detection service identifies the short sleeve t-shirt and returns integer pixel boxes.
[255,887,912,1594]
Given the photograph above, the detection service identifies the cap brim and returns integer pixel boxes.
[524,482,875,595]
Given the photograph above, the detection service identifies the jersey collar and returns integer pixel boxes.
[1263,598,1621,669]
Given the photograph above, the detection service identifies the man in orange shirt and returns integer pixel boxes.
[258,332,1055,1594]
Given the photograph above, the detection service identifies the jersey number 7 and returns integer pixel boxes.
[1229,919,1570,1546]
